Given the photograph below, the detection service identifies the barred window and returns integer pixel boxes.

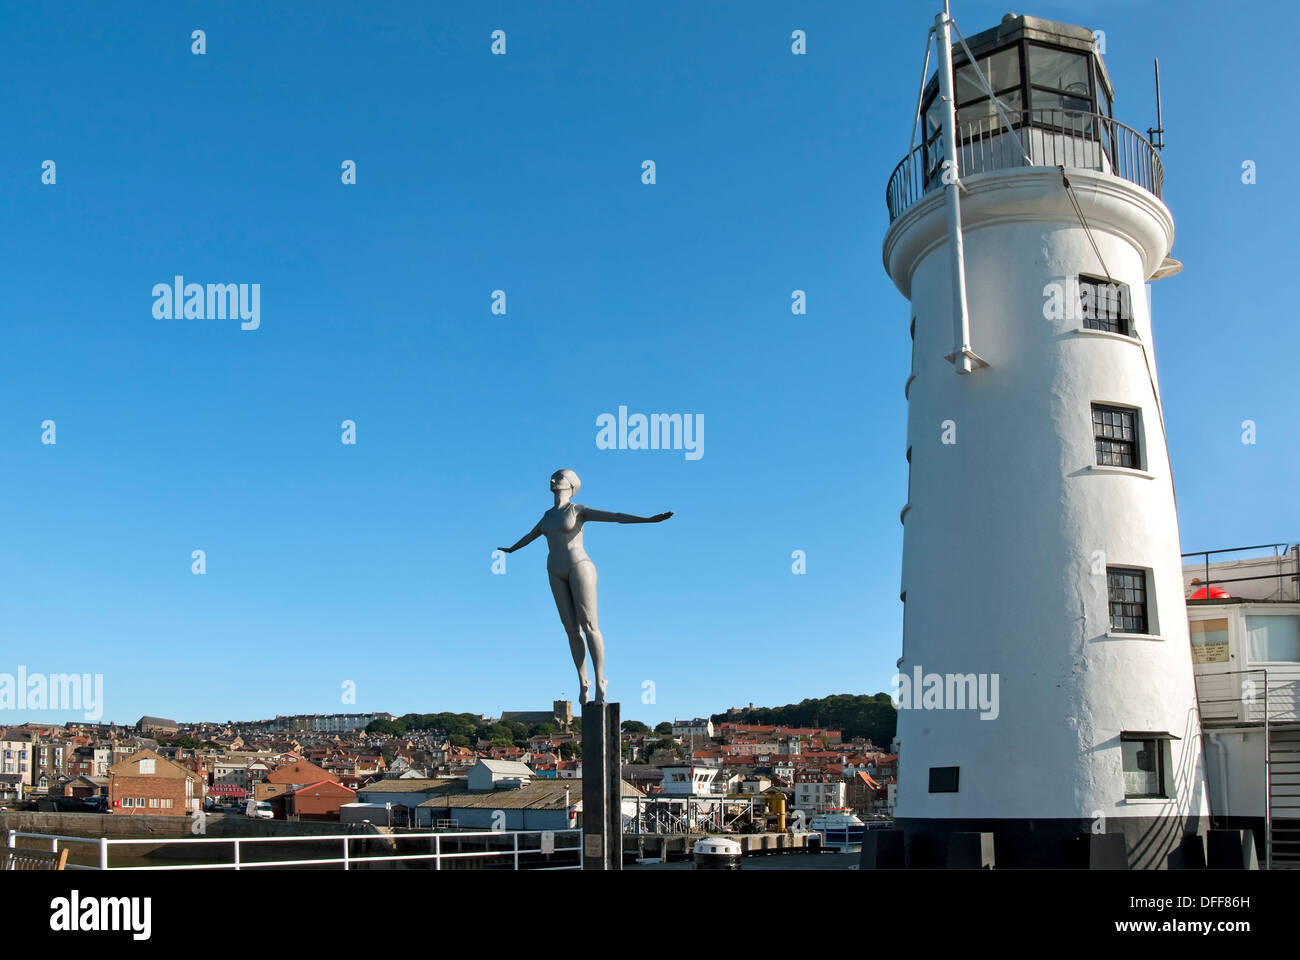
[1093,404,1139,468]
[1078,276,1132,335]
[1108,567,1149,633]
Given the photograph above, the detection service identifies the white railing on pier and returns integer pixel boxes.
[5,827,582,871]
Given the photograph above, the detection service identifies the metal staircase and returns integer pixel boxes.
[1270,729,1300,869]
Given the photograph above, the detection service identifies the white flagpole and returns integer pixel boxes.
[935,2,979,373]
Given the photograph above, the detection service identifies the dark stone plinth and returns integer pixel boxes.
[947,831,995,869]
[858,829,905,869]
[1207,829,1259,869]
[897,815,1206,869]
[1086,832,1130,869]
[581,701,622,870]
[1175,833,1207,869]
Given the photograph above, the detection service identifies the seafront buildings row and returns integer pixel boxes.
[0,708,897,823]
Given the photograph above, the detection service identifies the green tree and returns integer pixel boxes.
[710,693,897,746]
[648,737,680,758]
[621,720,650,734]
[654,722,673,735]
[530,722,558,738]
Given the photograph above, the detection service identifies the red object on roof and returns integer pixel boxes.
[1190,586,1230,599]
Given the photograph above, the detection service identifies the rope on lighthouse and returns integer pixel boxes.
[1059,166,1114,282]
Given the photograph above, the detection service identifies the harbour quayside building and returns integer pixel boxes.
[877,10,1291,869]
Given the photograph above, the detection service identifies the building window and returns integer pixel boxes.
[1107,567,1149,634]
[1092,404,1140,468]
[1246,615,1300,662]
[1121,735,1170,798]
[1189,618,1230,664]
[1078,275,1132,335]
[138,758,155,775]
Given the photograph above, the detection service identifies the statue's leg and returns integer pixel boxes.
[569,560,606,702]
[548,571,589,703]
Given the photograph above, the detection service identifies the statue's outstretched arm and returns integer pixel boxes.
[498,522,543,553]
[581,507,673,524]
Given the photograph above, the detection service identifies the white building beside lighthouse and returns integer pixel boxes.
[883,12,1208,868]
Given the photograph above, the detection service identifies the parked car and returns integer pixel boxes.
[246,800,274,820]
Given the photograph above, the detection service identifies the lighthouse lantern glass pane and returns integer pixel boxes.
[954,47,1021,105]
[956,89,1022,133]
[1027,45,1090,98]
[1031,87,1093,119]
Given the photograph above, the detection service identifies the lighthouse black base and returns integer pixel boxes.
[894,815,1209,870]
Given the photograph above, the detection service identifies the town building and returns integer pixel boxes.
[107,748,200,816]
[136,716,180,738]
[467,759,533,791]
[1185,543,1299,868]
[793,780,847,815]
[500,700,574,733]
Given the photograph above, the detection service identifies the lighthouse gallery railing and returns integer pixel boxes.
[886,109,1165,223]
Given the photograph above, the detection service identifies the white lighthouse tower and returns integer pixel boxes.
[883,11,1208,868]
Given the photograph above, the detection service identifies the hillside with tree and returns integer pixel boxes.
[712,693,897,746]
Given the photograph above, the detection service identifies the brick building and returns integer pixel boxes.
[287,780,356,820]
[108,748,200,816]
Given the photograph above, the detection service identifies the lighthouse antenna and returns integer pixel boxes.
[1147,58,1165,150]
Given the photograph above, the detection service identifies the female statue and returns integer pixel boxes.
[498,469,672,704]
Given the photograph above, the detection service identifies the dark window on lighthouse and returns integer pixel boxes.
[1121,734,1171,798]
[1078,275,1132,336]
[928,766,959,793]
[1107,567,1149,634]
[1092,404,1140,468]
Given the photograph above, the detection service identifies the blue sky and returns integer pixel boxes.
[1,1,1295,728]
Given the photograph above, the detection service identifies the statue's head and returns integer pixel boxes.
[550,469,581,496]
